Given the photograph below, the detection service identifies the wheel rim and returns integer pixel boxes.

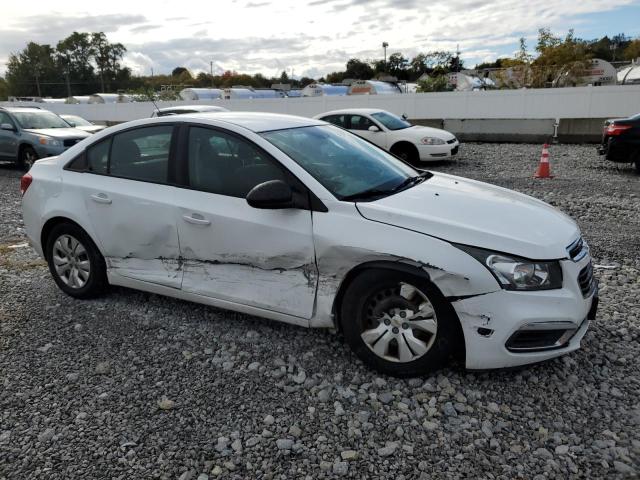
[23,149,36,169]
[360,282,438,363]
[52,234,91,289]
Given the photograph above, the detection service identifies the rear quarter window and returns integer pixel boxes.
[86,138,110,174]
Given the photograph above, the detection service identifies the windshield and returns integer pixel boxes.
[63,115,92,126]
[13,111,71,129]
[261,125,423,200]
[371,111,412,131]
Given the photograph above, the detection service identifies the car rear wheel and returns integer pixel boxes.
[19,146,38,171]
[340,270,459,377]
[45,223,108,298]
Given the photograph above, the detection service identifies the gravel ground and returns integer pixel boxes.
[0,144,639,479]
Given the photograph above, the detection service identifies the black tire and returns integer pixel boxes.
[340,270,460,377]
[19,145,38,171]
[391,143,419,166]
[45,222,108,299]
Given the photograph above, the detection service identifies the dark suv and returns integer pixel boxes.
[598,113,640,173]
[0,106,90,169]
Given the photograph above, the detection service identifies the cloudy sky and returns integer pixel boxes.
[1,0,639,78]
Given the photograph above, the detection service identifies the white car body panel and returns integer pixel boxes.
[175,189,317,319]
[21,113,596,370]
[314,108,460,161]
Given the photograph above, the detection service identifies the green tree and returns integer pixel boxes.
[0,77,8,100]
[172,67,189,77]
[344,58,374,79]
[623,39,640,60]
[56,32,95,96]
[91,32,127,92]
[6,42,59,97]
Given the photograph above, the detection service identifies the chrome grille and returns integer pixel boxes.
[578,261,595,297]
[567,236,588,262]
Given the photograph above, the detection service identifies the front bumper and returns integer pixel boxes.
[452,257,597,369]
[416,141,460,161]
[34,144,66,158]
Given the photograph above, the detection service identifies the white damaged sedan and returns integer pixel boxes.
[21,112,598,377]
[314,108,459,163]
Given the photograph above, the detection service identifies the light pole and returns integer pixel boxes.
[210,61,214,87]
[382,42,389,71]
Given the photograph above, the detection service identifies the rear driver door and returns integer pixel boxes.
[79,124,183,288]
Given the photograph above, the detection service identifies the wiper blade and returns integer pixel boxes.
[391,171,433,192]
[342,188,394,201]
[342,172,432,202]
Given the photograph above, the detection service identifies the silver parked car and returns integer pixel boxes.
[59,114,107,135]
[0,107,90,169]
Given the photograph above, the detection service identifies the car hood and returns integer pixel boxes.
[23,128,91,139]
[74,125,106,134]
[400,125,456,141]
[356,172,580,260]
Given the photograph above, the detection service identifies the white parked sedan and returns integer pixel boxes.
[21,112,597,377]
[314,108,459,163]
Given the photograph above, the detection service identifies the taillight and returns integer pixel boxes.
[20,173,32,196]
[606,124,632,136]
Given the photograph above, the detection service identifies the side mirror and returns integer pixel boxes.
[246,180,294,209]
[66,120,77,127]
[1,123,16,132]
[401,114,408,120]
[368,125,380,132]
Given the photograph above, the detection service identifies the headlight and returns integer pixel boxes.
[420,137,445,145]
[38,136,62,147]
[456,245,563,291]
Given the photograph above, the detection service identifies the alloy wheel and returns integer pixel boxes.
[22,149,37,169]
[52,234,91,289]
[360,282,438,363]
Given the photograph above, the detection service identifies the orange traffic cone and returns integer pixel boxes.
[534,143,553,179]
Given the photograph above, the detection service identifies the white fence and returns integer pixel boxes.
[2,85,640,123]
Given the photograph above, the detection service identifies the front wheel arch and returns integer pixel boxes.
[331,261,465,359]
[390,141,419,163]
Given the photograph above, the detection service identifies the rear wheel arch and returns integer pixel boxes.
[332,261,464,348]
[41,217,103,261]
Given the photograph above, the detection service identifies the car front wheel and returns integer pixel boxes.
[45,223,108,298]
[19,146,38,171]
[340,270,460,377]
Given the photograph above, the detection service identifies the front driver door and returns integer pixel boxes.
[0,112,18,159]
[347,114,387,148]
[175,125,317,319]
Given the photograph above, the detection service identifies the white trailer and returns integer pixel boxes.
[179,88,223,101]
[89,93,131,104]
[348,80,402,95]
[301,84,348,97]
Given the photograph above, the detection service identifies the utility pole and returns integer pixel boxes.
[382,42,389,71]
[210,61,214,88]
[65,71,72,98]
[34,72,41,97]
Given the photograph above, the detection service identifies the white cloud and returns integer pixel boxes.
[0,0,635,77]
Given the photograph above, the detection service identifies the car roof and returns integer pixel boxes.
[180,111,325,133]
[157,105,226,112]
[1,107,45,113]
[317,108,386,117]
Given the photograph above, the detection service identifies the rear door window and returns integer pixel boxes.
[109,125,173,183]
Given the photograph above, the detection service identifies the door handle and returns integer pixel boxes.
[182,213,211,226]
[90,193,112,205]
